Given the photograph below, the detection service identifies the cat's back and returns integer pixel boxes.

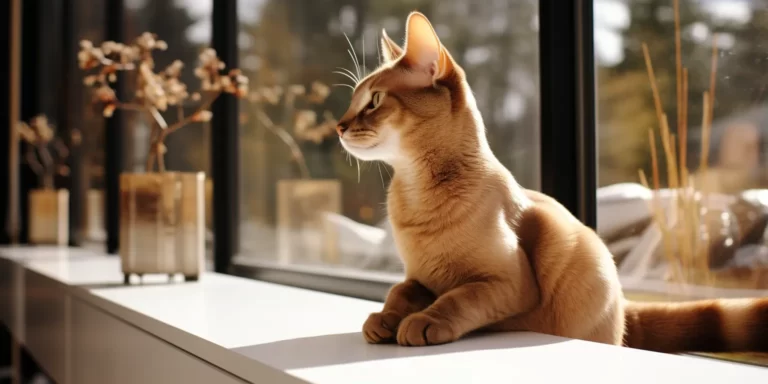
[500,189,624,343]
[515,190,618,290]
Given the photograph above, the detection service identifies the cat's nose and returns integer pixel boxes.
[336,122,349,136]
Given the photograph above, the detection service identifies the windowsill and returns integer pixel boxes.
[2,246,767,383]
[231,256,401,301]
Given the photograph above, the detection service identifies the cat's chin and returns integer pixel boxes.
[340,140,385,162]
[340,130,401,164]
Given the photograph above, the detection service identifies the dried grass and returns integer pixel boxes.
[638,0,719,286]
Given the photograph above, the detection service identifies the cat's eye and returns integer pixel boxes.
[365,91,385,113]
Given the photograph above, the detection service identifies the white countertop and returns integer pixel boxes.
[2,246,767,383]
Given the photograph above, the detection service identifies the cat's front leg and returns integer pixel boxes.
[363,279,436,344]
[397,279,539,346]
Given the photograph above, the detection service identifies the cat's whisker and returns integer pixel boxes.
[343,33,362,80]
[348,49,361,81]
[332,83,355,91]
[335,67,359,84]
[356,158,361,183]
[332,70,358,86]
[381,161,392,179]
[362,31,367,76]
[377,162,385,190]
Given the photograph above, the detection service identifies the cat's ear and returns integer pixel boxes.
[402,12,452,81]
[380,29,403,63]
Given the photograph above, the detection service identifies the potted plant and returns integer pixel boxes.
[78,32,247,283]
[247,82,342,264]
[17,115,75,245]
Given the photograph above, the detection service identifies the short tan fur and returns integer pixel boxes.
[338,11,768,352]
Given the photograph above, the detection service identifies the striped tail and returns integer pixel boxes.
[623,298,768,353]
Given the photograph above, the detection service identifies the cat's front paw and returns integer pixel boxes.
[363,311,402,344]
[396,312,457,346]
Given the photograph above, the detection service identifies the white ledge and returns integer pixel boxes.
[2,246,767,383]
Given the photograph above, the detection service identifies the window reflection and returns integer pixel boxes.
[236,1,541,274]
[77,0,106,245]
[595,0,768,299]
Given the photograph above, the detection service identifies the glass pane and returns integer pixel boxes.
[595,0,768,364]
[77,0,107,246]
[237,1,540,275]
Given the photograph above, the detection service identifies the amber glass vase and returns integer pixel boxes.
[119,172,205,283]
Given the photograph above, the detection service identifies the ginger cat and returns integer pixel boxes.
[337,11,768,353]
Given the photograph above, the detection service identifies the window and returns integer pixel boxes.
[234,1,541,285]
[595,0,768,302]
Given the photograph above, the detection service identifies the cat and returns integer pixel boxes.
[337,11,768,353]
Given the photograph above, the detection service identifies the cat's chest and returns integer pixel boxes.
[389,224,513,294]
[387,193,522,286]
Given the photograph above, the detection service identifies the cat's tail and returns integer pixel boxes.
[622,298,768,353]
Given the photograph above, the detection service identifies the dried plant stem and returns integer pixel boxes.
[24,149,43,175]
[698,92,713,284]
[155,141,166,172]
[649,129,660,190]
[679,66,694,281]
[255,109,311,179]
[641,44,679,281]
[670,133,693,280]
[701,36,720,287]
[150,94,220,172]
[145,126,160,172]
[680,68,689,187]
[639,169,683,282]
[163,93,218,136]
[700,92,711,172]
[120,92,220,173]
[642,43,665,134]
[149,107,168,130]
[709,34,719,119]
[674,0,683,145]
[646,133,683,281]
[660,115,678,189]
[639,0,722,286]
[23,139,63,190]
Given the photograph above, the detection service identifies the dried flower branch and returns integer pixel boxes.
[246,81,338,178]
[16,115,77,190]
[255,111,311,179]
[79,32,249,173]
